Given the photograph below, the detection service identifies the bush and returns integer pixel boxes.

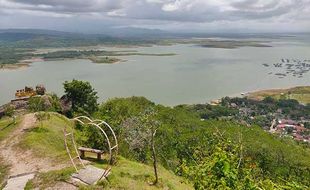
[28,96,47,112]
[28,95,61,112]
[4,105,15,117]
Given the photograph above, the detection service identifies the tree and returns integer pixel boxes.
[122,108,160,184]
[63,79,98,115]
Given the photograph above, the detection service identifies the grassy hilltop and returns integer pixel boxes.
[0,80,309,189]
[0,112,192,189]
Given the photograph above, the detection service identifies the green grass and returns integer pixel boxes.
[0,117,20,186]
[26,157,192,190]
[0,117,20,141]
[25,167,75,190]
[17,112,74,163]
[82,157,192,190]
[202,120,310,161]
[16,112,192,189]
[199,120,310,184]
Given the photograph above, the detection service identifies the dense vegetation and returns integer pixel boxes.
[0,29,160,65]
[1,80,310,189]
[0,48,34,65]
[182,96,310,130]
[1,113,192,190]
[26,80,310,189]
[92,97,310,188]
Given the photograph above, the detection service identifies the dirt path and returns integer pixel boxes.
[0,113,76,189]
[0,113,64,176]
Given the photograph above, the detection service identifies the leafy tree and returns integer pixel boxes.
[122,108,160,184]
[63,79,98,115]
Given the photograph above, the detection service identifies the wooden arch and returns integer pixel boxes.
[63,116,118,181]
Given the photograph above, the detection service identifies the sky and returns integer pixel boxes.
[0,0,309,33]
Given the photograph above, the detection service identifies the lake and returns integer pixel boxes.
[1,35,310,106]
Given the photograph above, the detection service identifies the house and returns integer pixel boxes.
[278,119,297,125]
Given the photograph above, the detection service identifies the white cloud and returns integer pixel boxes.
[0,0,309,32]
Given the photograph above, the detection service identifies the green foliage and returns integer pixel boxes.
[221,96,310,123]
[179,134,258,190]
[0,117,20,141]
[28,95,61,112]
[121,109,159,162]
[304,122,310,129]
[95,96,154,131]
[94,97,310,188]
[49,93,62,112]
[74,123,109,151]
[28,96,46,112]
[0,117,21,186]
[0,48,33,64]
[4,104,15,117]
[63,79,98,115]
[84,157,193,190]
[35,112,50,120]
[18,113,72,162]
[181,104,238,119]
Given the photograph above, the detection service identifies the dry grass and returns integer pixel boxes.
[248,86,310,104]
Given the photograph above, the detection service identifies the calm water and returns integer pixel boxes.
[1,36,310,106]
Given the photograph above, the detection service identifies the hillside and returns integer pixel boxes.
[0,80,309,189]
[1,107,309,189]
[0,112,192,189]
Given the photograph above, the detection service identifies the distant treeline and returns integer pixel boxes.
[0,48,34,64]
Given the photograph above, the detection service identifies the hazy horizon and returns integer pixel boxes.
[0,0,309,34]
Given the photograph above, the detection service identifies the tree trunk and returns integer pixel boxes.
[151,129,158,185]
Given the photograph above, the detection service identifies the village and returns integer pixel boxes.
[271,119,309,142]
[220,96,310,143]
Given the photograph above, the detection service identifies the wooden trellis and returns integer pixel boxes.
[64,116,118,181]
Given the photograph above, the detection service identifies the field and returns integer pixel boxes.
[248,86,310,104]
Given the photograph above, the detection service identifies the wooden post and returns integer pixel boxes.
[80,150,85,159]
[97,153,101,160]
[151,128,158,185]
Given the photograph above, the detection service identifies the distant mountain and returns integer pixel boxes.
[0,28,162,48]
[0,28,170,40]
[94,27,170,38]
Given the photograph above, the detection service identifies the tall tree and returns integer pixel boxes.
[122,108,160,184]
[63,79,98,115]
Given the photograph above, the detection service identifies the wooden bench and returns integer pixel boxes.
[78,147,104,160]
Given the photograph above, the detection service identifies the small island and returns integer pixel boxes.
[88,56,122,64]
[0,48,176,69]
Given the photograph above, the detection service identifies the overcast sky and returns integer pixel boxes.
[0,0,309,33]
